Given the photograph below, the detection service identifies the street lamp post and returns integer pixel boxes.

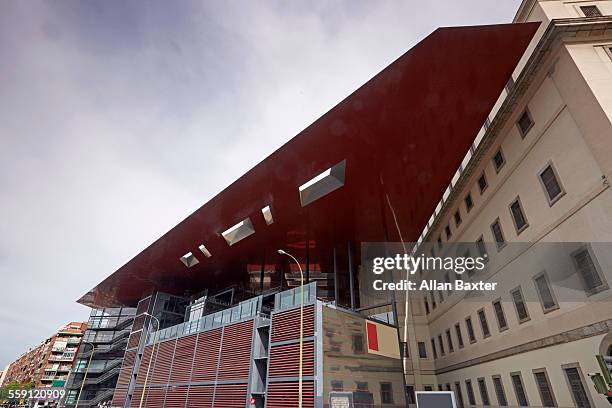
[278,249,305,408]
[75,341,95,407]
[139,313,160,408]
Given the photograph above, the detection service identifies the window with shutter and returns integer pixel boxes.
[455,323,464,348]
[493,148,505,172]
[445,329,454,352]
[465,317,476,343]
[465,380,476,406]
[510,197,528,233]
[534,272,558,312]
[534,370,556,407]
[491,218,506,250]
[478,378,490,406]
[492,300,508,330]
[455,382,465,408]
[493,376,508,406]
[517,110,534,136]
[580,5,602,17]
[539,164,564,204]
[511,373,529,406]
[478,309,490,338]
[572,247,608,295]
[511,287,530,322]
[564,366,591,408]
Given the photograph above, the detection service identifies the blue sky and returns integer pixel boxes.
[0,0,521,369]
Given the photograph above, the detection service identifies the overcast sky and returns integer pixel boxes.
[0,0,521,369]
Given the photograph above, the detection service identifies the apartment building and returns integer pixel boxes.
[2,322,87,388]
[64,307,136,407]
[397,1,612,406]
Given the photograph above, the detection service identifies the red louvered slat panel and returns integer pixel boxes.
[132,314,146,332]
[186,385,213,408]
[150,339,176,385]
[129,388,143,408]
[123,349,137,367]
[191,328,221,382]
[170,334,197,383]
[271,305,315,343]
[213,383,248,408]
[164,385,188,408]
[112,387,127,407]
[135,346,153,385]
[136,297,151,314]
[116,364,133,387]
[218,321,253,380]
[266,381,315,408]
[127,330,142,349]
[142,387,166,408]
[268,341,315,378]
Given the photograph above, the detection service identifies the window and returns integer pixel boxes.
[465,193,474,212]
[356,381,369,391]
[580,5,602,17]
[490,218,506,250]
[533,369,556,407]
[465,380,476,406]
[352,334,364,354]
[400,341,409,359]
[464,249,476,277]
[517,109,534,137]
[299,160,346,207]
[493,148,506,172]
[437,236,442,249]
[380,382,393,404]
[478,378,490,406]
[539,163,564,205]
[444,272,452,295]
[455,323,464,348]
[465,316,476,343]
[534,271,559,312]
[438,334,445,356]
[563,364,592,408]
[511,286,530,323]
[438,289,444,303]
[572,246,608,296]
[476,236,489,263]
[331,380,343,391]
[430,338,438,359]
[492,299,508,331]
[445,383,451,391]
[424,385,433,391]
[445,225,452,240]
[454,210,462,227]
[406,386,416,405]
[418,341,427,358]
[438,384,444,391]
[511,372,529,406]
[455,382,465,408]
[445,329,454,353]
[431,291,437,310]
[492,375,508,406]
[605,44,612,61]
[478,172,488,194]
[477,308,491,338]
[424,297,430,315]
[509,197,529,234]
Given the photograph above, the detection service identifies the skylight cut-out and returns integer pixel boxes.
[180,252,199,268]
[299,160,346,207]
[198,244,212,258]
[221,218,256,246]
[261,205,274,225]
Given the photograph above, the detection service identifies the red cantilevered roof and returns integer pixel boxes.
[79,22,539,308]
